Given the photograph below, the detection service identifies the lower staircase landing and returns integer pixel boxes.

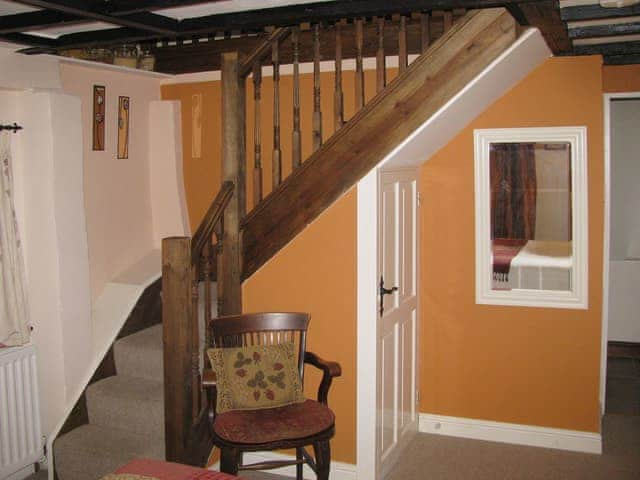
[54,324,165,480]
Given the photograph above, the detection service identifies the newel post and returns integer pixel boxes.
[221,51,246,315]
[162,236,193,463]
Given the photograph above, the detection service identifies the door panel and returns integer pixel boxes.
[377,168,419,478]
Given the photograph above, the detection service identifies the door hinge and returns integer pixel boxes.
[417,192,422,207]
[415,390,420,404]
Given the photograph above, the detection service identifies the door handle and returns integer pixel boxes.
[379,276,398,316]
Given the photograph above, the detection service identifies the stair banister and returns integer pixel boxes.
[162,181,234,465]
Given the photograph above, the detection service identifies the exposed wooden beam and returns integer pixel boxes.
[507,0,571,54]
[0,32,58,48]
[11,0,179,34]
[569,21,640,39]
[177,0,524,34]
[0,10,81,34]
[573,39,640,56]
[152,13,465,74]
[605,52,640,64]
[561,4,640,22]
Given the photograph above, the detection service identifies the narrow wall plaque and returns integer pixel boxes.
[93,85,105,151]
[192,93,203,159]
[117,96,130,159]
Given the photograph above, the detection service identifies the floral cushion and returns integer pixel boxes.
[102,475,158,480]
[207,342,305,413]
[213,399,335,444]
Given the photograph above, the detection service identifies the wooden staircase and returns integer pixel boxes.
[161,7,519,467]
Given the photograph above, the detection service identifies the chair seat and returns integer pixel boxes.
[213,399,335,445]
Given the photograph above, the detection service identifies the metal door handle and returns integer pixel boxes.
[379,276,398,315]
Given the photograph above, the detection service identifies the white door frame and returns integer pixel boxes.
[357,168,380,480]
[600,91,640,416]
[357,167,419,479]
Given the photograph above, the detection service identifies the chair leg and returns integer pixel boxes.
[219,446,240,475]
[313,440,331,480]
[296,447,304,480]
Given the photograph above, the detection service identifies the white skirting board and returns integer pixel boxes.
[211,451,356,480]
[419,413,602,454]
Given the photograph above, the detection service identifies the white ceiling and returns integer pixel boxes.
[0,0,339,38]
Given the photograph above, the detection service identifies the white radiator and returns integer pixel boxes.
[0,344,43,480]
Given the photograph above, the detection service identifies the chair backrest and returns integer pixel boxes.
[208,312,310,383]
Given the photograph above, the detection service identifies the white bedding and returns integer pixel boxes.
[493,240,572,290]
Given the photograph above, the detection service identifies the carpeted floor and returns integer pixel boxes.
[32,355,639,480]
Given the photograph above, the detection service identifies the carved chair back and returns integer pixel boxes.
[208,312,310,384]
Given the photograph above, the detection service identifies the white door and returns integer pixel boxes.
[377,168,419,477]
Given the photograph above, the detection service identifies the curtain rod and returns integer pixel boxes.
[0,123,23,133]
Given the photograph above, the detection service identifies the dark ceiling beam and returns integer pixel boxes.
[506,0,571,54]
[0,10,81,34]
[10,0,179,34]
[604,52,640,64]
[569,21,640,39]
[573,39,640,56]
[177,0,531,34]
[0,32,58,47]
[561,4,640,21]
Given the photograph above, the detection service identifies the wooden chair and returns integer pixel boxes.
[203,312,341,480]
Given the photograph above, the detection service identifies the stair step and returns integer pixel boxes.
[54,424,164,480]
[86,375,164,439]
[114,323,163,381]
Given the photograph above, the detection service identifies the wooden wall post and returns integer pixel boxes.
[162,237,194,463]
[221,51,245,315]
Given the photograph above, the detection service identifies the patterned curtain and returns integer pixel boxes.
[490,143,537,240]
[0,133,30,347]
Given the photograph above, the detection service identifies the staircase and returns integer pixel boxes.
[53,7,524,476]
[54,324,165,480]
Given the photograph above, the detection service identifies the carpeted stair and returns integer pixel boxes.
[54,324,165,480]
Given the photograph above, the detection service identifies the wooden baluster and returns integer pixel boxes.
[190,267,200,422]
[443,10,453,32]
[376,17,386,94]
[203,240,212,333]
[355,18,365,111]
[334,19,344,132]
[312,23,322,152]
[292,27,302,170]
[214,219,224,320]
[272,38,282,189]
[399,15,408,73]
[253,62,262,205]
[420,12,431,53]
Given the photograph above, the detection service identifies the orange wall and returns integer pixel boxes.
[161,68,390,464]
[420,56,604,432]
[603,64,640,93]
[242,187,357,464]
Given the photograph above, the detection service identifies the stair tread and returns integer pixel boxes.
[114,324,163,381]
[54,424,164,480]
[87,375,164,439]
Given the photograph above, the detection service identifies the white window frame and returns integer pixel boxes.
[474,126,588,309]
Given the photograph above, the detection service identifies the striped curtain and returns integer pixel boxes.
[0,133,30,347]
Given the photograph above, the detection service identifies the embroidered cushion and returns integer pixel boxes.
[207,342,305,413]
[101,474,158,480]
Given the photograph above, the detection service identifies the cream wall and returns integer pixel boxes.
[60,64,161,301]
[3,88,90,438]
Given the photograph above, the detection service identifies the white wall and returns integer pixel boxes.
[7,90,90,437]
[610,99,640,260]
[608,98,640,342]
[0,46,61,90]
[149,100,190,244]
[59,64,161,302]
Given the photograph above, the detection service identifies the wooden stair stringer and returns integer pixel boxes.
[241,8,517,279]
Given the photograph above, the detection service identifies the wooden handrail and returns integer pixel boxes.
[191,180,234,265]
[239,27,292,78]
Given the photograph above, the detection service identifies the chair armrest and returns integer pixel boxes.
[304,351,341,405]
[202,369,218,424]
